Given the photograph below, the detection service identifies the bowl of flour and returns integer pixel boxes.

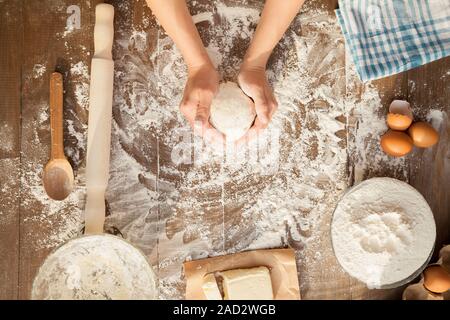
[32,234,157,300]
[331,177,436,289]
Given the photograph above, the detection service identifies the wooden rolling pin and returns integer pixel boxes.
[84,4,115,234]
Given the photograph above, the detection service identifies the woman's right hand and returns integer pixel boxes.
[180,63,225,145]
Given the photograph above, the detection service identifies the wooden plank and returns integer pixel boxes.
[218,0,352,300]
[155,0,226,299]
[297,0,350,300]
[0,0,23,300]
[18,0,96,299]
[407,58,450,261]
[106,0,162,294]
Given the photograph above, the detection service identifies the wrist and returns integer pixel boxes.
[186,55,215,75]
[241,50,270,71]
[240,59,267,74]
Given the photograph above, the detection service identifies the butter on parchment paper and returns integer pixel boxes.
[220,267,274,300]
[185,248,300,300]
[201,273,222,300]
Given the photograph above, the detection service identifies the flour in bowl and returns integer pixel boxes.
[32,235,157,300]
[331,178,436,288]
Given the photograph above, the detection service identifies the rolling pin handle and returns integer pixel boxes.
[94,4,115,60]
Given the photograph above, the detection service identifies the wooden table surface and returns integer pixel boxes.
[0,0,449,300]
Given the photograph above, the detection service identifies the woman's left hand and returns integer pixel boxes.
[237,63,278,144]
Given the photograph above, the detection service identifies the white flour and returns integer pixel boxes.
[32,64,46,79]
[0,123,14,153]
[332,178,436,288]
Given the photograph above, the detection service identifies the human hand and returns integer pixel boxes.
[236,63,278,144]
[180,64,225,145]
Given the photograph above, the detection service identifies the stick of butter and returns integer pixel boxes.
[220,266,274,300]
[201,273,223,300]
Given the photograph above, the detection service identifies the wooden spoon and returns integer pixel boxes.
[42,72,74,201]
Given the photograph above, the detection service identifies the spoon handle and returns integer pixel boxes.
[49,72,65,160]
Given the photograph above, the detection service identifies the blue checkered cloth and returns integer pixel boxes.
[336,0,450,82]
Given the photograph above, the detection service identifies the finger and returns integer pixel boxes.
[195,86,215,120]
[238,79,270,122]
[202,122,225,146]
[234,123,263,148]
[234,128,260,149]
[179,98,197,128]
[234,131,251,148]
[192,103,209,137]
[237,77,251,97]
[267,88,278,118]
[253,92,271,127]
[194,102,210,124]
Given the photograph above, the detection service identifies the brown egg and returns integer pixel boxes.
[387,100,413,130]
[380,130,414,157]
[387,113,413,130]
[423,265,450,293]
[408,122,439,148]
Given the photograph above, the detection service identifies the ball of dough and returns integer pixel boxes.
[210,82,256,141]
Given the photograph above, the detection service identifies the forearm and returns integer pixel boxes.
[146,0,211,71]
[244,0,305,68]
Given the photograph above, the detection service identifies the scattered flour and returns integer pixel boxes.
[21,160,84,249]
[74,82,89,110]
[103,1,420,299]
[0,158,20,227]
[70,61,88,77]
[65,61,89,167]
[427,109,445,128]
[71,61,90,110]
[332,178,436,288]
[0,123,14,153]
[32,64,46,79]
[345,63,408,183]
[109,3,351,299]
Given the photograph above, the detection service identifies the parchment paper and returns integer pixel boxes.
[184,248,300,300]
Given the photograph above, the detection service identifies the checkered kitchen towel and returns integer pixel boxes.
[336,0,450,82]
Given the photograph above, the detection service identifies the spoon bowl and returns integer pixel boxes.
[43,158,74,201]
